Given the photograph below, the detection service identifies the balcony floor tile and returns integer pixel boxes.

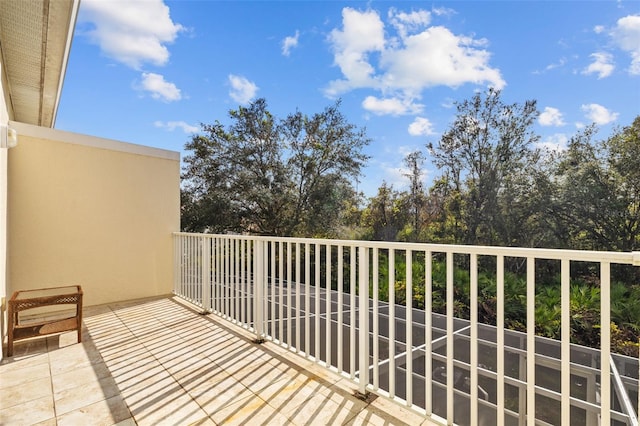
[2,295,439,425]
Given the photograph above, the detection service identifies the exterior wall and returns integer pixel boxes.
[1,56,10,360]
[7,122,180,306]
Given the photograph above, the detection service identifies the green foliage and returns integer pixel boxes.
[427,88,541,246]
[374,254,639,355]
[181,98,370,237]
[549,118,640,251]
[361,183,410,241]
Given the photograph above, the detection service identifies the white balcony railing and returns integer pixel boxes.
[173,232,640,426]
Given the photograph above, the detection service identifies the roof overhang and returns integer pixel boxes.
[0,0,80,128]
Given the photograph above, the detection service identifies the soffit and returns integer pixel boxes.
[0,0,79,128]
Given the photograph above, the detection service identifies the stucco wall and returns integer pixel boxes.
[1,58,10,359]
[7,122,180,306]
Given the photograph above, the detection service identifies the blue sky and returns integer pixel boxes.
[56,0,640,197]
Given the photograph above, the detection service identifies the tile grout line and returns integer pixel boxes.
[108,303,209,425]
[46,335,59,425]
[98,305,139,425]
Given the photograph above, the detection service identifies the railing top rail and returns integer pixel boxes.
[173,232,639,265]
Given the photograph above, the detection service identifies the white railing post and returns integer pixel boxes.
[173,234,181,295]
[600,262,611,425]
[254,238,265,339]
[405,249,413,407]
[497,255,505,426]
[202,236,212,313]
[526,257,536,426]
[561,259,571,425]
[358,245,370,396]
[470,253,479,422]
[446,251,454,424]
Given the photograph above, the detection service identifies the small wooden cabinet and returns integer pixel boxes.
[7,286,83,357]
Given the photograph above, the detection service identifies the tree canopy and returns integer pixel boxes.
[182,92,640,253]
[181,98,370,237]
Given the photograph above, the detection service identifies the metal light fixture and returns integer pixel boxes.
[0,124,17,148]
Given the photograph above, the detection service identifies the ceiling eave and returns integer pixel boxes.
[0,0,80,128]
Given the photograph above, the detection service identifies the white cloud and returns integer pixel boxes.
[362,96,423,116]
[538,107,566,127]
[546,57,567,71]
[533,57,567,75]
[140,72,181,102]
[228,75,259,104]
[325,7,505,114]
[535,133,569,153]
[80,0,183,69]
[611,14,640,74]
[326,8,385,96]
[582,52,615,78]
[282,30,300,56]
[388,8,431,39]
[408,117,436,136]
[594,25,605,34]
[154,120,199,134]
[432,6,456,17]
[581,103,619,125]
[381,26,504,91]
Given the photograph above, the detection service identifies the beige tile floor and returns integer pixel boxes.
[1,296,438,426]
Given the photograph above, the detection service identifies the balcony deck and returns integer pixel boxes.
[1,296,435,426]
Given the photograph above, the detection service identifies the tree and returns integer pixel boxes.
[181,98,370,237]
[361,182,409,241]
[551,117,640,251]
[427,88,540,246]
[283,101,370,236]
[403,151,427,241]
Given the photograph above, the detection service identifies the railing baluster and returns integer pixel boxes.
[296,242,301,353]
[373,247,379,391]
[202,236,211,313]
[600,261,611,425]
[526,257,536,426]
[186,236,191,301]
[224,238,229,318]
[406,249,413,407]
[326,244,332,367]
[240,239,245,325]
[389,248,395,399]
[271,241,276,337]
[446,251,454,424]
[315,243,321,361]
[425,250,432,416]
[470,253,478,422]
[358,246,370,395]
[305,243,311,358]
[287,241,292,349]
[279,241,284,344]
[232,239,237,322]
[191,235,196,303]
[255,239,265,338]
[337,245,344,373]
[497,255,505,426]
[350,245,356,379]
[561,258,571,425]
[216,237,221,315]
[247,239,253,326]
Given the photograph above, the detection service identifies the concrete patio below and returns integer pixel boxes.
[0,296,436,425]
